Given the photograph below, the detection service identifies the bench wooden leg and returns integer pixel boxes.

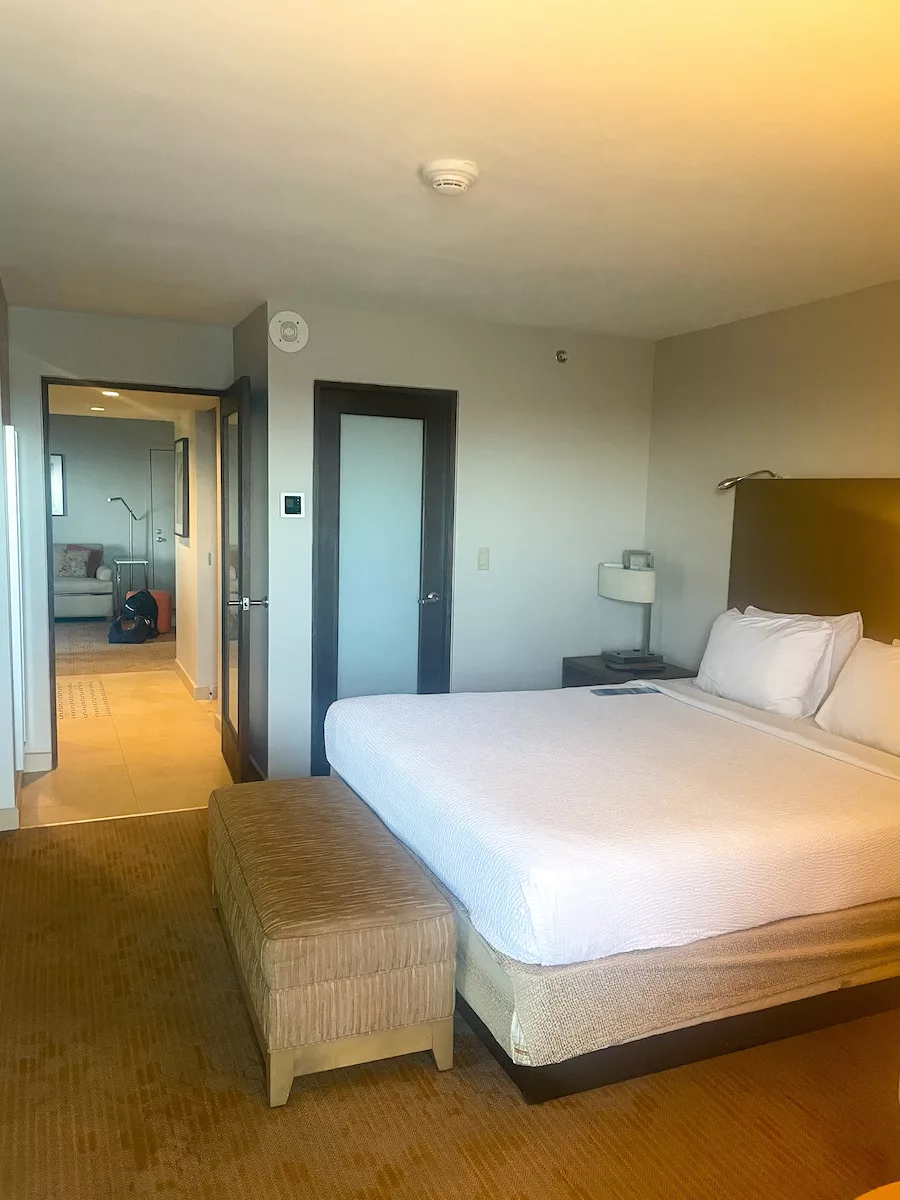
[432,1017,454,1071]
[267,1049,295,1107]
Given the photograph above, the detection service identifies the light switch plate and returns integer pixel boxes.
[477,547,490,571]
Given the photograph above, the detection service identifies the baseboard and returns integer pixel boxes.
[174,658,214,701]
[23,751,53,773]
[0,807,20,832]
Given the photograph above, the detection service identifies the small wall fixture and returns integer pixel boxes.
[716,469,782,491]
[269,310,309,354]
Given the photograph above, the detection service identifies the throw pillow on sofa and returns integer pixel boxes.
[66,544,103,577]
[57,546,91,578]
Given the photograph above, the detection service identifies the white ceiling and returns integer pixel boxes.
[49,385,215,422]
[1,0,899,338]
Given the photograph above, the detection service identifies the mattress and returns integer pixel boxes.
[452,890,900,1066]
[324,681,900,967]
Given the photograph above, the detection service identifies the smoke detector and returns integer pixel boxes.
[419,159,479,195]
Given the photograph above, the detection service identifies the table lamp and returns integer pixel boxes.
[597,550,662,668]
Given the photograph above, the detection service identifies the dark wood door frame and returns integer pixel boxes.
[311,380,457,776]
[40,376,223,769]
[219,377,263,784]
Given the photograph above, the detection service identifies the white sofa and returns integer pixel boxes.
[53,543,114,620]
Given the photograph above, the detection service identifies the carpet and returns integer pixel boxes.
[1,811,900,1200]
[55,619,176,676]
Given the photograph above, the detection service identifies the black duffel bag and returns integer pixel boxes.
[108,615,155,644]
[122,589,159,638]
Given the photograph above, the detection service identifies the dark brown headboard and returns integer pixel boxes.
[728,478,900,644]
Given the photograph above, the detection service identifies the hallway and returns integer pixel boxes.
[19,670,231,827]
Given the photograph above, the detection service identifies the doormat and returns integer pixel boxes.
[57,680,111,721]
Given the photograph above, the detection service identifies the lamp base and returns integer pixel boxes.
[601,649,664,669]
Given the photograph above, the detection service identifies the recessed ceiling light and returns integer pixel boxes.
[90,406,105,412]
[101,390,120,398]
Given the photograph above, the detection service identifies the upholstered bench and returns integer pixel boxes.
[208,778,457,1106]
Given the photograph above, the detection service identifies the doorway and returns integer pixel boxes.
[23,375,265,828]
[311,381,456,775]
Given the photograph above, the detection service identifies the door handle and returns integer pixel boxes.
[419,592,441,604]
[155,536,166,542]
[227,597,270,611]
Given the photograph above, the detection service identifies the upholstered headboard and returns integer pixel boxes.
[727,478,900,644]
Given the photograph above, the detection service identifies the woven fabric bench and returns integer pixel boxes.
[208,777,457,1106]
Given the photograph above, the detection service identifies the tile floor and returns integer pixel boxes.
[19,669,231,828]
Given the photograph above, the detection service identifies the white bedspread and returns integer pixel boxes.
[323,681,900,966]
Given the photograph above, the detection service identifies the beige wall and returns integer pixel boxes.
[0,276,17,823]
[646,281,900,668]
[264,295,656,777]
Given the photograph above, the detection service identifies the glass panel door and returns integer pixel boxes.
[219,378,257,782]
[336,414,424,700]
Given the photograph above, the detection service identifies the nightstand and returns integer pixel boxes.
[561,656,696,688]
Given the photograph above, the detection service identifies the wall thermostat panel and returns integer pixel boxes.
[280,492,305,518]
[269,311,309,353]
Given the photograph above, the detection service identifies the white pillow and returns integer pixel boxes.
[745,606,862,698]
[696,608,834,718]
[815,638,900,755]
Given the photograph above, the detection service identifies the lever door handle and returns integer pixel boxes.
[419,592,441,604]
[155,536,166,542]
[227,597,270,611]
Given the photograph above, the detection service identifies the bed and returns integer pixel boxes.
[324,477,900,1100]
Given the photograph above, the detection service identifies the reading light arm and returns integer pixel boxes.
[107,495,138,519]
[716,469,782,491]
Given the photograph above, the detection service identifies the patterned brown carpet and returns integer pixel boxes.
[2,811,900,1200]
[55,619,176,676]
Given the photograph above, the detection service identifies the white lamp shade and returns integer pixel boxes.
[597,563,656,604]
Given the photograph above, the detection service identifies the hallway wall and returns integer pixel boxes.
[0,275,17,825]
[49,414,175,564]
[173,407,219,699]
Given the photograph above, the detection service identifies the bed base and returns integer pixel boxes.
[456,975,900,1104]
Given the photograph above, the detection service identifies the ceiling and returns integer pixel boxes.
[49,385,215,422]
[1,0,899,338]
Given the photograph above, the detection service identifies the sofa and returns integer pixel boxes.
[53,543,114,620]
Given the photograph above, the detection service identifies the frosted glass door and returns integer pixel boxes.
[337,414,424,700]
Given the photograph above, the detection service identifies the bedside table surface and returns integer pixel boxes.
[565,656,694,678]
[562,656,696,687]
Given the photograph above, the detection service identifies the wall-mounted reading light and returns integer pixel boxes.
[716,469,782,491]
